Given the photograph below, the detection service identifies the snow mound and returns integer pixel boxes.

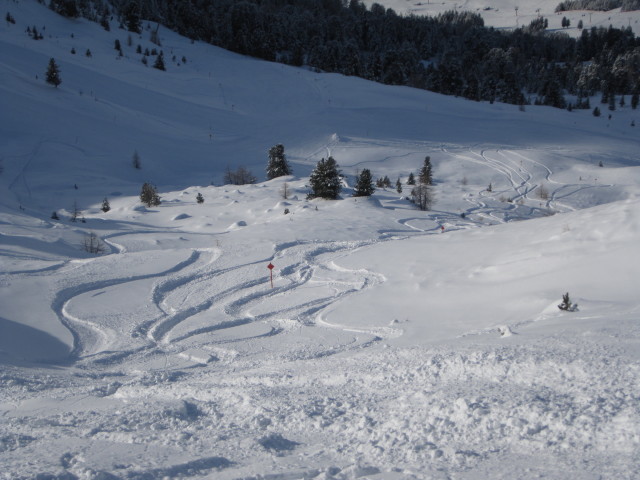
[228,220,247,230]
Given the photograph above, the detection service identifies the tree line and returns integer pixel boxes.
[556,0,640,12]
[72,0,640,110]
[44,0,640,109]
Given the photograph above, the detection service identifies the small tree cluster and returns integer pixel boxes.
[224,166,256,185]
[308,157,341,200]
[6,12,16,24]
[266,144,292,179]
[28,25,44,40]
[140,182,161,207]
[376,176,391,188]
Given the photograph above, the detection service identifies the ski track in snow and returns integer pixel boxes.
[441,145,616,224]
[56,236,390,370]
[49,144,615,369]
[7,139,622,367]
[53,249,203,360]
[2,2,640,476]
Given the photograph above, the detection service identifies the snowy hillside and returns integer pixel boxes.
[1,1,640,479]
[363,0,640,37]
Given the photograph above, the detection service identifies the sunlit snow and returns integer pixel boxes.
[1,1,639,479]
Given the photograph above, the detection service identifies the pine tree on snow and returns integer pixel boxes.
[418,156,433,185]
[266,144,292,179]
[153,53,166,71]
[353,169,375,197]
[140,183,161,207]
[45,58,62,87]
[308,157,341,200]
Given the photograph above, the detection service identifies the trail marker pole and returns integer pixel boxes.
[267,262,274,288]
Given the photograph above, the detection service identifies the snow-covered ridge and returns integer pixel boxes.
[1,1,639,478]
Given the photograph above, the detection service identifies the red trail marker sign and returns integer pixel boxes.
[267,262,274,288]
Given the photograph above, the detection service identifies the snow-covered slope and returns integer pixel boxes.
[363,0,640,37]
[1,1,640,478]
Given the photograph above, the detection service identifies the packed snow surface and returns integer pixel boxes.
[1,1,639,479]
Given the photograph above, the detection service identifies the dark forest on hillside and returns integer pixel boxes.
[55,0,640,109]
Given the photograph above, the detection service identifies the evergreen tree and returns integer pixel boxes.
[153,52,166,71]
[418,156,433,185]
[407,172,416,185]
[631,92,639,109]
[45,58,62,87]
[132,150,141,169]
[101,198,111,213]
[593,106,601,116]
[140,183,161,207]
[308,157,342,200]
[558,292,576,311]
[353,169,375,197]
[196,192,204,204]
[123,2,141,34]
[266,144,292,179]
[396,178,403,194]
